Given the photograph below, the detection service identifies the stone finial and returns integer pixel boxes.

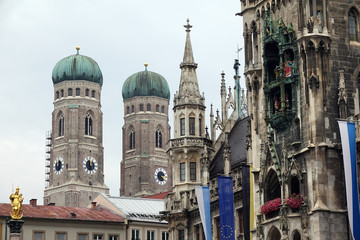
[184,18,192,32]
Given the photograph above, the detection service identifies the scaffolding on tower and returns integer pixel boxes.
[45,130,52,187]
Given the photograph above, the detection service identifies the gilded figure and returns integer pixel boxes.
[9,187,23,220]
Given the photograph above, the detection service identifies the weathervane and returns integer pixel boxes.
[184,18,192,32]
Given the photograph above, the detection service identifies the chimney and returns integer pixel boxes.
[29,199,37,207]
[91,202,97,210]
[47,203,55,206]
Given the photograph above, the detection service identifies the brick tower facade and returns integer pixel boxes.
[44,47,109,207]
[120,64,172,197]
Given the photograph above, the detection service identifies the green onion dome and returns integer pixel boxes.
[52,47,103,86]
[122,64,170,100]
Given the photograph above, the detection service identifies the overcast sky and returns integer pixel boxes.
[0,0,244,205]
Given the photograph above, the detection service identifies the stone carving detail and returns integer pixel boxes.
[170,137,212,148]
[338,70,347,104]
[301,197,310,240]
[279,206,289,240]
[256,214,264,240]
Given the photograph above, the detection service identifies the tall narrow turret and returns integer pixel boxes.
[162,20,213,239]
[174,19,204,108]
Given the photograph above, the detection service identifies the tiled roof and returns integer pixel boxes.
[142,191,171,199]
[0,203,124,223]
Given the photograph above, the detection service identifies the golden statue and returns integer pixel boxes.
[9,187,23,220]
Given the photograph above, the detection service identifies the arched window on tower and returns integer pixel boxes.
[147,104,151,111]
[189,117,195,135]
[156,105,160,112]
[85,113,93,136]
[180,118,185,136]
[140,104,144,111]
[129,128,135,150]
[349,8,358,41]
[155,128,162,148]
[76,88,80,96]
[91,90,96,98]
[56,91,59,99]
[58,114,64,137]
[161,105,165,113]
[61,89,64,97]
[68,88,73,96]
[85,89,89,96]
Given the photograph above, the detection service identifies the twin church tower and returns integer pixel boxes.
[44,20,209,207]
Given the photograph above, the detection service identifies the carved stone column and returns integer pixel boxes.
[7,219,24,240]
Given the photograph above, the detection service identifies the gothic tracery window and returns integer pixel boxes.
[155,128,162,148]
[85,113,93,136]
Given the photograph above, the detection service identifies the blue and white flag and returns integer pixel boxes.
[195,186,212,240]
[218,176,235,240]
[338,121,360,240]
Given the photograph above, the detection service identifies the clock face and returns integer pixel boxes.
[83,156,98,174]
[53,157,64,175]
[154,168,168,185]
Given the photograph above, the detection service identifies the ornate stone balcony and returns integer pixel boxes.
[169,137,212,149]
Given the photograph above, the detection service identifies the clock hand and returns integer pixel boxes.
[162,175,165,180]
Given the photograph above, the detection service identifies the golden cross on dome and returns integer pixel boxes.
[184,18,192,32]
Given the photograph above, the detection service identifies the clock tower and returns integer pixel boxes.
[120,64,172,197]
[44,47,109,207]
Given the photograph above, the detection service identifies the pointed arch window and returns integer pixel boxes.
[58,114,64,136]
[130,128,135,150]
[264,169,281,202]
[155,128,163,148]
[189,117,195,135]
[56,91,59,99]
[91,90,96,98]
[61,89,64,97]
[85,113,93,136]
[349,9,358,41]
[180,118,185,136]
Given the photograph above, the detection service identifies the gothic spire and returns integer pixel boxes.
[175,19,202,106]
